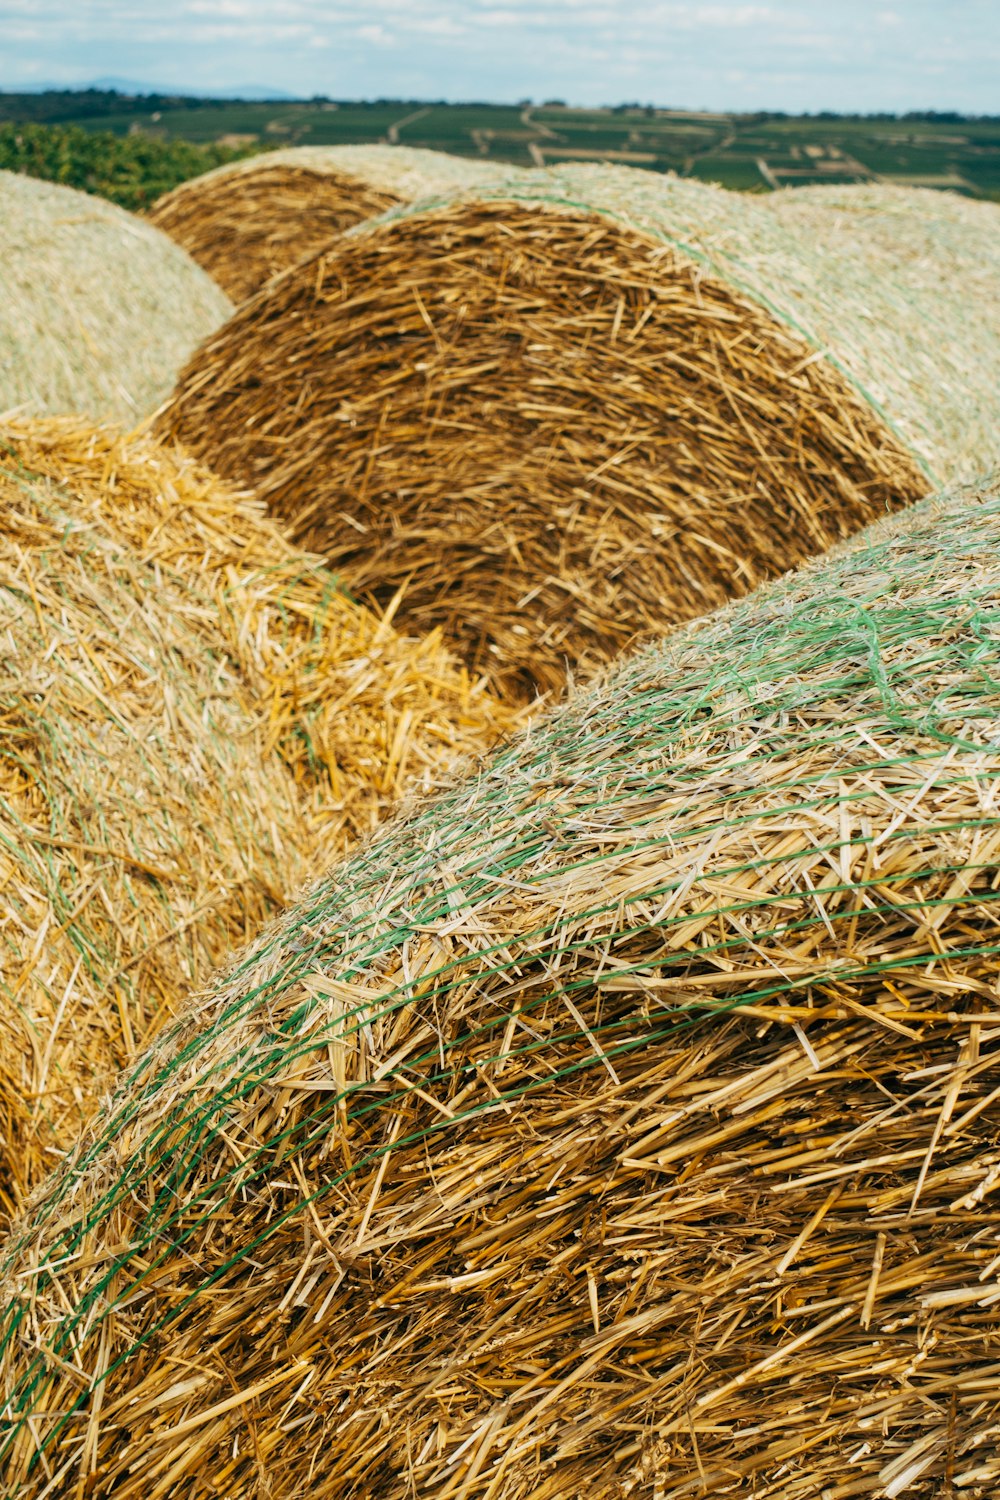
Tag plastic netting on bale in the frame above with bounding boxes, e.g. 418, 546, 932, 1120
163, 169, 974, 696
0, 170, 231, 422
149, 145, 525, 301
0, 418, 518, 1221
1, 472, 1000, 1497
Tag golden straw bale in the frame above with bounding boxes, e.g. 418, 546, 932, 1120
743, 182, 1000, 482
0, 418, 517, 1218
161, 169, 957, 697
2, 473, 1000, 1497
149, 145, 523, 300
0, 170, 231, 422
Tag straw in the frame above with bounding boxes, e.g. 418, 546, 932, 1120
764, 182, 1000, 480
0, 170, 231, 422
0, 417, 520, 1221
532, 169, 1000, 488
1, 470, 998, 1497
161, 171, 947, 696
149, 145, 525, 301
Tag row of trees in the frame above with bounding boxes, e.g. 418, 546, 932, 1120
0, 89, 226, 125
0, 122, 255, 210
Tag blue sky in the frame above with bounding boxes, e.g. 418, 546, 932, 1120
0, 0, 996, 113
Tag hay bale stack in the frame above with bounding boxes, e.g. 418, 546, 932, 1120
149, 145, 524, 300
2, 473, 1000, 1497
158, 168, 1000, 696
0, 171, 231, 422
0, 419, 517, 1218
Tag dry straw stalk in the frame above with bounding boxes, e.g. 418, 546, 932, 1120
1, 472, 999, 1497
163, 169, 976, 695
0, 418, 518, 1221
149, 145, 524, 300
0, 170, 231, 422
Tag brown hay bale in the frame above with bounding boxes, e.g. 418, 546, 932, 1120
149, 145, 523, 301
160, 169, 973, 698
1, 472, 999, 1497
149, 162, 398, 303
0, 418, 517, 1219
0, 170, 231, 422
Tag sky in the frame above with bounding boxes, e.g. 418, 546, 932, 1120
0, 0, 996, 114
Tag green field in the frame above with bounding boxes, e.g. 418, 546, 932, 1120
1, 91, 998, 204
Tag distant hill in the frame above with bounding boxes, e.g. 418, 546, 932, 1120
8, 78, 299, 102
89, 78, 300, 101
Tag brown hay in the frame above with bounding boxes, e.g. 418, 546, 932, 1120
160, 191, 929, 698
0, 418, 518, 1220
149, 162, 400, 301
149, 145, 522, 301
1, 473, 999, 1496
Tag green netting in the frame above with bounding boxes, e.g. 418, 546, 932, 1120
1, 469, 999, 1486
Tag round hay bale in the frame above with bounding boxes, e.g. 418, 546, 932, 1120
149, 145, 524, 301
0, 171, 232, 422
756, 182, 1000, 482
2, 473, 1000, 1497
160, 168, 994, 696
0, 418, 517, 1219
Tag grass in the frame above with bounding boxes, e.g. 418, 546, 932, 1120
0, 94, 998, 204
688, 154, 767, 189
0, 121, 254, 210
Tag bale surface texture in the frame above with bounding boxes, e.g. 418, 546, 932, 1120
764, 182, 1000, 478
162, 174, 934, 695
2, 474, 1000, 1497
0, 170, 231, 422
149, 145, 523, 301
0, 419, 515, 1218
535, 169, 1000, 486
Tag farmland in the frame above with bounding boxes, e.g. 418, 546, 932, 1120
1, 90, 998, 200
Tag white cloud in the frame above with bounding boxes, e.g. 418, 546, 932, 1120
358, 22, 393, 45
409, 15, 466, 36
182, 0, 263, 15
641, 4, 776, 27
0, 0, 995, 112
